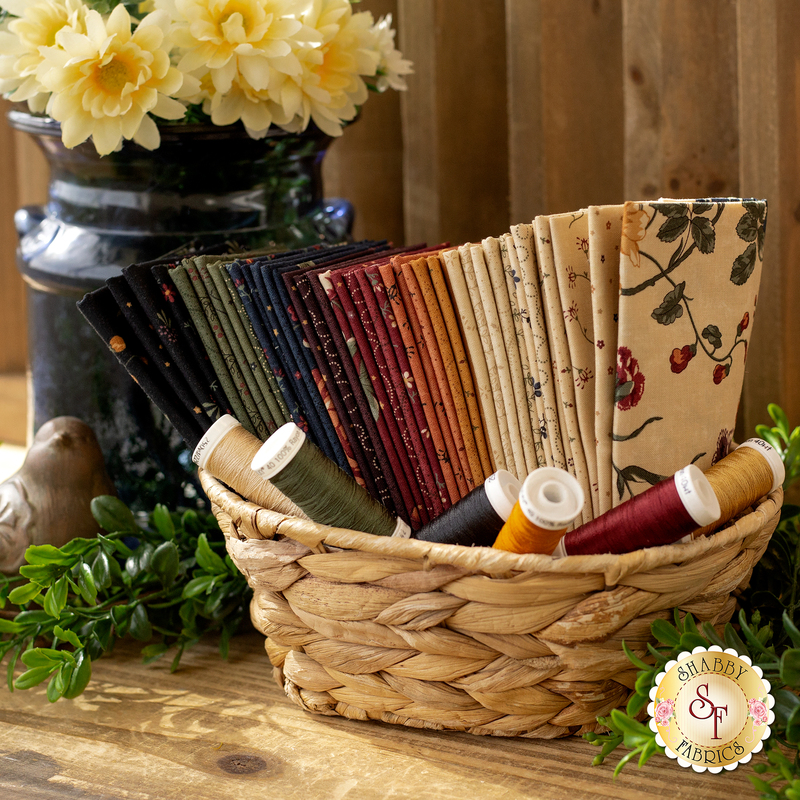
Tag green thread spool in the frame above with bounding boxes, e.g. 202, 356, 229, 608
251, 422, 410, 537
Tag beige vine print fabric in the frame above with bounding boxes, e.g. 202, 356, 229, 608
549, 210, 599, 517
612, 199, 766, 502
501, 232, 547, 468
588, 204, 623, 514
441, 247, 505, 473
482, 236, 539, 474
534, 216, 593, 524
509, 223, 564, 471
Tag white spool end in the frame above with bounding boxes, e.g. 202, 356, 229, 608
519, 467, 584, 531
483, 470, 522, 522
192, 414, 241, 468
736, 438, 785, 492
674, 465, 721, 526
251, 422, 307, 480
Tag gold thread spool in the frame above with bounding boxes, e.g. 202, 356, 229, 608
693, 438, 784, 538
193, 415, 308, 519
493, 467, 584, 554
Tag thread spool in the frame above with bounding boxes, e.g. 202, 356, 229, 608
553, 465, 720, 557
192, 415, 308, 519
414, 470, 521, 546
492, 468, 584, 554
692, 437, 784, 538
251, 422, 410, 538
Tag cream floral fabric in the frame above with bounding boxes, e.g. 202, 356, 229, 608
612, 199, 765, 501
534, 216, 593, 524
588, 204, 623, 514
483, 236, 539, 474
509, 223, 564, 471
549, 211, 599, 517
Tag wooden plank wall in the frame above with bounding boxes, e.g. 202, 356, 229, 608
2, 0, 799, 436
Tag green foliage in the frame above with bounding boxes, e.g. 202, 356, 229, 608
586, 404, 800, 798
0, 495, 251, 701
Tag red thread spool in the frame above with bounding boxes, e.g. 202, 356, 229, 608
553, 465, 720, 557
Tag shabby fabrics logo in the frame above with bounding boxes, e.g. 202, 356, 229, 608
649, 646, 774, 773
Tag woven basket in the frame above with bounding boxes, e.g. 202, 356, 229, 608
199, 468, 782, 739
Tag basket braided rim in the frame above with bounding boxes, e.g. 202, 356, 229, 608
200, 468, 782, 738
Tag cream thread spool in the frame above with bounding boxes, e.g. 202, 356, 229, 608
192, 415, 308, 519
493, 467, 584, 554
554, 464, 721, 557
414, 470, 521, 546
251, 422, 410, 538
691, 437, 784, 539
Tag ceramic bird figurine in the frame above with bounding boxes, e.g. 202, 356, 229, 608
0, 417, 116, 574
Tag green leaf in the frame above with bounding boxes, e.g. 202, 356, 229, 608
769, 403, 791, 438
691, 215, 716, 254
129, 604, 152, 642
651, 282, 686, 325
195, 534, 227, 575
786, 704, 800, 744
8, 582, 42, 605
736, 208, 760, 242
23, 545, 68, 565
20, 648, 65, 668
91, 551, 112, 591
6, 645, 20, 692
620, 465, 668, 487
781, 649, 800, 688
53, 626, 82, 650
701, 324, 722, 350
0, 618, 22, 634
62, 651, 91, 699
152, 504, 175, 540
731, 241, 757, 285
18, 564, 62, 584
91, 495, 138, 534
43, 576, 68, 618
141, 642, 169, 664
723, 622, 749, 656
651, 618, 682, 647
46, 670, 64, 703
151, 541, 180, 588
76, 562, 98, 605
657, 213, 690, 242
182, 575, 215, 599
15, 664, 57, 690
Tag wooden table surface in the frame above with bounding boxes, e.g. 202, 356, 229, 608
0, 627, 765, 800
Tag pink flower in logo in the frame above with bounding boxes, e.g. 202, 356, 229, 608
655, 698, 675, 727
748, 698, 769, 728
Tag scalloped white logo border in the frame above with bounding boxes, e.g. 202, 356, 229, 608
648, 645, 774, 773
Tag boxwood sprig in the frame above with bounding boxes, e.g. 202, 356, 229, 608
0, 495, 251, 701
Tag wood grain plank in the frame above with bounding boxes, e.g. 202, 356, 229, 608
0, 631, 765, 799
506, 0, 544, 223
0, 101, 30, 373
399, 0, 509, 246
658, 0, 740, 199
321, 0, 404, 245
540, 0, 624, 215
735, 0, 782, 437
622, 0, 663, 199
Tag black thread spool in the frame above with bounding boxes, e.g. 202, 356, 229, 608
413, 470, 521, 546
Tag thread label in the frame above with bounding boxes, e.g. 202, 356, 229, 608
255, 424, 306, 478
392, 519, 412, 539
649, 646, 773, 773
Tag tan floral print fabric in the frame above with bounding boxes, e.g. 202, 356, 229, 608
588, 204, 623, 515
534, 215, 593, 523
612, 199, 766, 503
549, 211, 600, 517
509, 223, 564, 471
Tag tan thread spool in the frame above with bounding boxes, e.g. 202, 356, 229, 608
693, 438, 784, 538
193, 415, 308, 519
493, 467, 584, 554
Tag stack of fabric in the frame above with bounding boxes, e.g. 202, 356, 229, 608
78, 198, 766, 532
